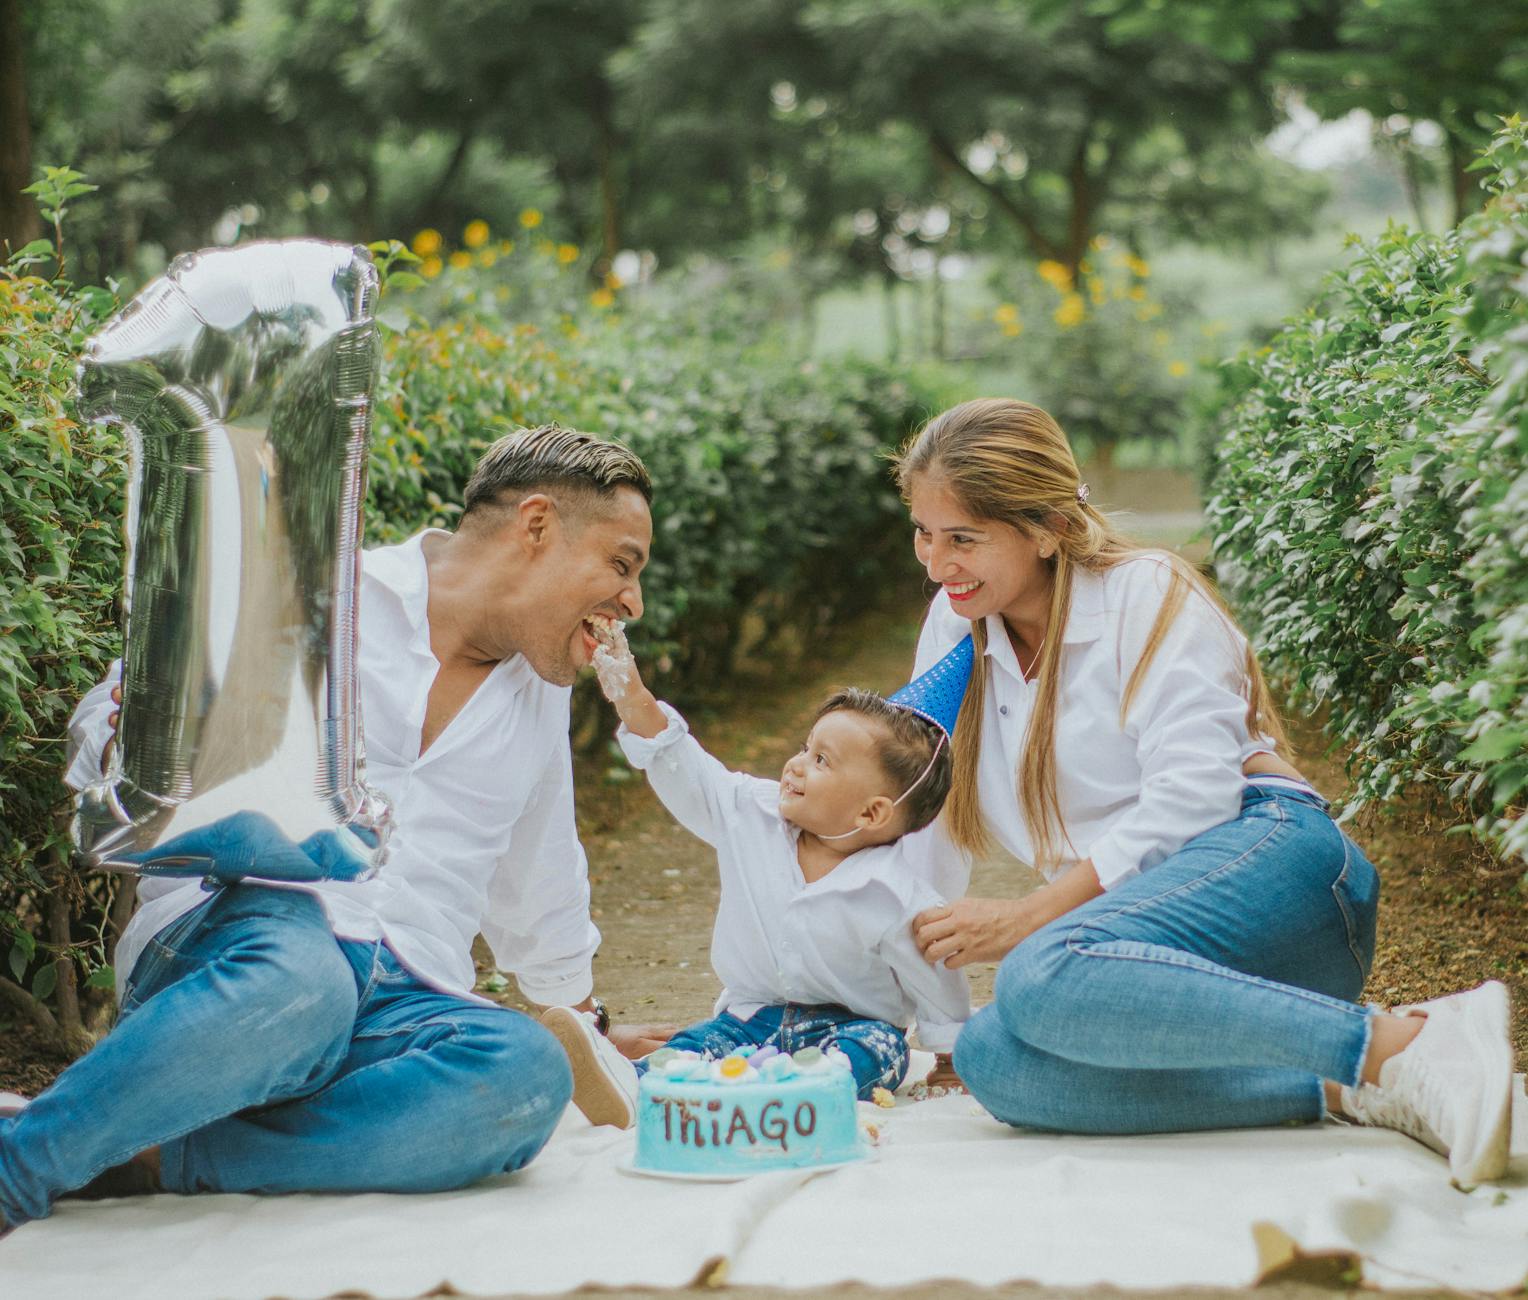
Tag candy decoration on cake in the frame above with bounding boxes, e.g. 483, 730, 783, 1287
632, 1046, 871, 1178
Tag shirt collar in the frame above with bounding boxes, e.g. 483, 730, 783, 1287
789, 837, 909, 897
363, 529, 448, 664
1061, 563, 1107, 644
979, 561, 1107, 673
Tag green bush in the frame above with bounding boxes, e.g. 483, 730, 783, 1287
0, 215, 939, 1055
0, 190, 122, 1053
985, 244, 1195, 462
1204, 119, 1528, 864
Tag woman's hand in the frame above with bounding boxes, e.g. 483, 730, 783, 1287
912, 897, 1034, 968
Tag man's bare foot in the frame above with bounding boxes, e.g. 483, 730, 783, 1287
608, 1022, 678, 1061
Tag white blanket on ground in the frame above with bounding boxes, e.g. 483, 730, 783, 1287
5, 1063, 1526, 1297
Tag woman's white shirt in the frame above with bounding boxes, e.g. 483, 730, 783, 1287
913, 553, 1275, 893
617, 703, 972, 1052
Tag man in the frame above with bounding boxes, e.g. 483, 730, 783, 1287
0, 425, 655, 1229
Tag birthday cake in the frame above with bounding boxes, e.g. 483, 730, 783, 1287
633, 1045, 871, 1178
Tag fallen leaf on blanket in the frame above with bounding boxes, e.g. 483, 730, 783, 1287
1251, 1220, 1363, 1288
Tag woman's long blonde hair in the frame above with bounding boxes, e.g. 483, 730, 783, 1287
893, 398, 1289, 870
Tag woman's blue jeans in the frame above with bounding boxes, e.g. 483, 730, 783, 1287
641, 1004, 910, 1100
954, 785, 1380, 1134
0, 883, 572, 1226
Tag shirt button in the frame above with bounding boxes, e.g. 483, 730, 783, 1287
999, 705, 1009, 716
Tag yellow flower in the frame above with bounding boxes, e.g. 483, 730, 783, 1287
498, 240, 515, 255
1088, 278, 1107, 306
556, 243, 579, 265
412, 228, 442, 256
1126, 253, 1151, 278
448, 250, 472, 270
1128, 285, 1146, 302
463, 219, 490, 249
993, 303, 1019, 324
1054, 293, 1086, 329
1000, 321, 1023, 338
604, 271, 625, 290
1036, 259, 1072, 289
420, 255, 444, 279
590, 287, 615, 309
519, 207, 543, 229
1168, 360, 1189, 377
477, 249, 498, 268
1152, 329, 1172, 348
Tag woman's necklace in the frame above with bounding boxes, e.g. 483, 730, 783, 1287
1020, 636, 1045, 682
1007, 626, 1046, 682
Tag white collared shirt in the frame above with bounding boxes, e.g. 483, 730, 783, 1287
912, 553, 1277, 893
616, 704, 972, 1052
66, 530, 600, 1008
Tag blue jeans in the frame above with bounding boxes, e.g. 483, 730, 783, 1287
954, 785, 1380, 1134
642, 1003, 910, 1100
0, 883, 572, 1226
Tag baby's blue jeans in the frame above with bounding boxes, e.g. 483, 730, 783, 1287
0, 883, 572, 1226
643, 1003, 910, 1100
954, 784, 1381, 1133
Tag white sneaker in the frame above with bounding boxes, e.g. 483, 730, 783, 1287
1339, 981, 1514, 1187
540, 1007, 638, 1130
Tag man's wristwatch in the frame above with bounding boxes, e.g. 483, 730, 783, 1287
589, 996, 610, 1036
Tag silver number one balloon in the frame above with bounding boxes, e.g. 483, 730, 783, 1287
72, 240, 393, 881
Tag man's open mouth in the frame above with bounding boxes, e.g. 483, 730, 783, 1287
581, 613, 624, 657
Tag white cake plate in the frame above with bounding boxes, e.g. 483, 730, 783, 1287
616, 1148, 877, 1183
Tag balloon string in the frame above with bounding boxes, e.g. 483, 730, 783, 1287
816, 730, 947, 843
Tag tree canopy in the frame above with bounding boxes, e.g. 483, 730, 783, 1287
4, 0, 1523, 281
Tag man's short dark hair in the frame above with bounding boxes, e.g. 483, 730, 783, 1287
462, 425, 653, 524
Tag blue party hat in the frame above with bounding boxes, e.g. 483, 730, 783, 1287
887, 634, 975, 738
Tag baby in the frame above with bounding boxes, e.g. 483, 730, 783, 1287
542, 619, 971, 1128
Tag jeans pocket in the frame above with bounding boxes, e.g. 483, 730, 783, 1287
1331, 833, 1380, 988
121, 899, 215, 1012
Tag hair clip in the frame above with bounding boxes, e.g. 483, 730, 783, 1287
1076, 482, 1091, 505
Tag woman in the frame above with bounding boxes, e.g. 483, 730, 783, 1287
900, 398, 1514, 1186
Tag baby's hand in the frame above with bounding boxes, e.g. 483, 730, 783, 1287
590, 618, 640, 703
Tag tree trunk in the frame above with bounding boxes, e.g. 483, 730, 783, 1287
591, 83, 622, 268
46, 885, 83, 1039
412, 130, 473, 234
930, 265, 947, 361
1399, 138, 1430, 232
1447, 131, 1478, 226
882, 272, 900, 362
106, 874, 137, 966
1061, 123, 1099, 280
0, 0, 40, 252
927, 128, 1060, 263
